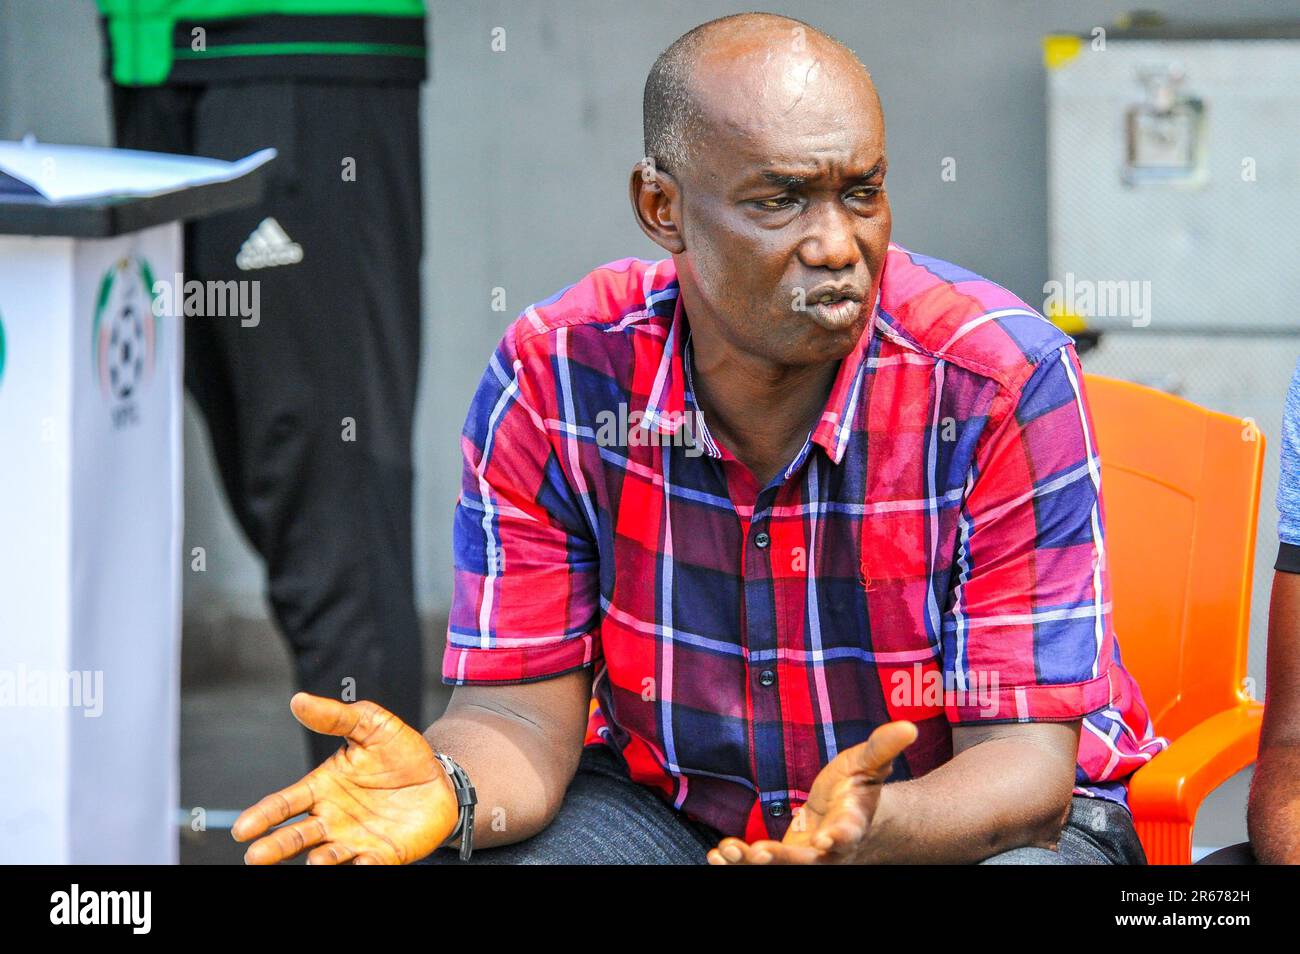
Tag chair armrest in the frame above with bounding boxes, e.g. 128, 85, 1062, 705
1128, 701, 1263, 825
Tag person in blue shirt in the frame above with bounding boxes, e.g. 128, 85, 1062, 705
1246, 357, 1300, 863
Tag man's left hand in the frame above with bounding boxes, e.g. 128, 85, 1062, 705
708, 720, 917, 865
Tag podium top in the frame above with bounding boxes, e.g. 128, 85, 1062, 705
0, 172, 268, 238
0, 143, 274, 238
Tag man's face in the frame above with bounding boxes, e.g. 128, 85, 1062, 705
672, 38, 892, 368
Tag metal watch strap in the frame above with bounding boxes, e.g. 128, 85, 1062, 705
434, 752, 477, 861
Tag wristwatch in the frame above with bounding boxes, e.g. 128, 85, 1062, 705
434, 752, 477, 861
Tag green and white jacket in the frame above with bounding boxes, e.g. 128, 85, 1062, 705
96, 0, 427, 86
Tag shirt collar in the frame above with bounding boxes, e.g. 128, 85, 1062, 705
640, 283, 878, 467
638, 285, 691, 435
809, 289, 880, 465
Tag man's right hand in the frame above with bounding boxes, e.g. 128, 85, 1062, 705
232, 693, 458, 865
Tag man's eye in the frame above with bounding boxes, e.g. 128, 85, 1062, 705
757, 196, 795, 210
848, 187, 882, 200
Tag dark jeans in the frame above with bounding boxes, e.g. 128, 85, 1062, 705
418, 745, 1147, 865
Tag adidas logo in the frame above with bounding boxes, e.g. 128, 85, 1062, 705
236, 217, 303, 270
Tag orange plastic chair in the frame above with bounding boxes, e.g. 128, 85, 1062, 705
1084, 373, 1265, 864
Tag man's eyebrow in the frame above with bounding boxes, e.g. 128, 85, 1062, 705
759, 171, 810, 189
853, 159, 888, 181
756, 160, 887, 189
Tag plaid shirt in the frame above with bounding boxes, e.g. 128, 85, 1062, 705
444, 245, 1168, 842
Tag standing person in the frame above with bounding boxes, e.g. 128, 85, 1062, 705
98, 0, 428, 762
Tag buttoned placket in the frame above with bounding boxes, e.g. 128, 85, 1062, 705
684, 332, 819, 835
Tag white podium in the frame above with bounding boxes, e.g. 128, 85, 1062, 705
0, 149, 268, 863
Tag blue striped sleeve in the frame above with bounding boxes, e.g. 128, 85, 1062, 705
1278, 357, 1300, 572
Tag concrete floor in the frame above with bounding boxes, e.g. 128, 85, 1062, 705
177, 619, 453, 865
179, 677, 455, 864
177, 621, 1252, 864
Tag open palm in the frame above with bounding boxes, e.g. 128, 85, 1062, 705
709, 720, 917, 865
232, 693, 457, 865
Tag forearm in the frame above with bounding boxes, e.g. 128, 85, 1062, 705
1250, 571, 1300, 864
856, 734, 1075, 864
422, 698, 584, 850
1249, 745, 1300, 864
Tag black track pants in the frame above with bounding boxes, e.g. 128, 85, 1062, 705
113, 81, 425, 762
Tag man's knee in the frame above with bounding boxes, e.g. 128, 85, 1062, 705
416, 748, 715, 865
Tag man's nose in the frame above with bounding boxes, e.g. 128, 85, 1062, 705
798, 203, 864, 272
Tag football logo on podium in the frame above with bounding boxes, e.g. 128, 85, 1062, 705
92, 256, 159, 428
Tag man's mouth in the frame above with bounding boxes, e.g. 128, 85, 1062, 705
804, 286, 865, 331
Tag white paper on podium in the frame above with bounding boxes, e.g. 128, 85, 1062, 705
0, 139, 275, 204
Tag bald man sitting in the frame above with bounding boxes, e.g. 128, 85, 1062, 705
232, 13, 1167, 866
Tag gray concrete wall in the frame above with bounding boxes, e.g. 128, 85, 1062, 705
3, 0, 1295, 623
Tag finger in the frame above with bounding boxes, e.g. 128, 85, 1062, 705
742, 839, 806, 865
242, 817, 327, 866
742, 840, 778, 865
741, 839, 824, 865
351, 852, 385, 865
776, 843, 825, 865
306, 842, 356, 866
812, 778, 873, 855
844, 720, 919, 780
231, 779, 315, 842
713, 837, 749, 865
289, 693, 400, 748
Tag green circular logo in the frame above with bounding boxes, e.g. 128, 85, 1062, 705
92, 256, 158, 402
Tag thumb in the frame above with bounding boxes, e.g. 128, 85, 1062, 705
289, 692, 399, 747
841, 720, 918, 781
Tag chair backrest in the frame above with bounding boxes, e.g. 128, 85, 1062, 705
1084, 374, 1264, 741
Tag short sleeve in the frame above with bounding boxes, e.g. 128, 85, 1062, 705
1277, 357, 1300, 572
942, 345, 1115, 724
442, 326, 602, 685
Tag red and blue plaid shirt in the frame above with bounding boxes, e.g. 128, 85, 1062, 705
444, 245, 1168, 842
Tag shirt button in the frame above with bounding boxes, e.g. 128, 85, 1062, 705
758, 669, 776, 687
754, 530, 770, 549
768, 801, 787, 818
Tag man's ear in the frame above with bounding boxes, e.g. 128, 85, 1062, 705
629, 158, 685, 255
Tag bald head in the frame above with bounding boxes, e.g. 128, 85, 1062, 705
642, 13, 875, 175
